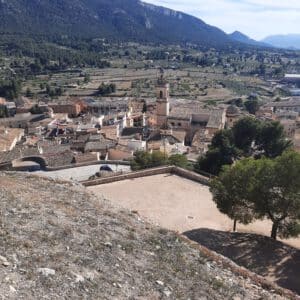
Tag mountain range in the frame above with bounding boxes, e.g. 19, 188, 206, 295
0, 0, 234, 47
229, 31, 266, 47
0, 0, 298, 50
262, 34, 300, 50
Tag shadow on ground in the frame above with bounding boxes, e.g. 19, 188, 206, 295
183, 228, 300, 295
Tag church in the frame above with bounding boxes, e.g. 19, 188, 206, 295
153, 70, 226, 149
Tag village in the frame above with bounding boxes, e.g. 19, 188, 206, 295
0, 69, 299, 176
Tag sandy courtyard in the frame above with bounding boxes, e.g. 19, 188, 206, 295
88, 174, 300, 249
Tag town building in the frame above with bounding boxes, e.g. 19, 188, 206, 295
265, 97, 300, 114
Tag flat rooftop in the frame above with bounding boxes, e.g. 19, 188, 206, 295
88, 174, 300, 249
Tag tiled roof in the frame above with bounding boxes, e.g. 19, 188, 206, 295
84, 140, 116, 152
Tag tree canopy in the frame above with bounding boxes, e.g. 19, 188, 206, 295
195, 117, 291, 175
0, 79, 21, 100
210, 151, 300, 240
131, 151, 189, 171
97, 83, 116, 96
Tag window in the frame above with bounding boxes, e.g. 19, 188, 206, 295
160, 91, 163, 99
178, 123, 182, 127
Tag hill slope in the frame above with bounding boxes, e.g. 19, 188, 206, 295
0, 172, 292, 299
0, 0, 233, 46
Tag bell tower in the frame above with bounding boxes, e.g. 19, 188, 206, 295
156, 68, 170, 128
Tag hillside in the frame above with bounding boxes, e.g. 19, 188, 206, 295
0, 0, 233, 47
0, 172, 293, 299
262, 34, 300, 50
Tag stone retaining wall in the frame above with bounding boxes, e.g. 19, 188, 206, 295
82, 166, 210, 187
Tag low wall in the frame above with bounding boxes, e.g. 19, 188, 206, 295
173, 167, 210, 185
82, 166, 210, 187
46, 160, 131, 171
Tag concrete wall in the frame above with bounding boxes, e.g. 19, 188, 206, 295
82, 166, 210, 187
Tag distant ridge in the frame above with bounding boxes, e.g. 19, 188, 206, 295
262, 34, 300, 50
229, 31, 268, 47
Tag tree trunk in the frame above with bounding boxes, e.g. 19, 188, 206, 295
271, 221, 279, 240
233, 219, 237, 232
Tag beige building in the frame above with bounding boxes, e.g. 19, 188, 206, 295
167, 106, 226, 137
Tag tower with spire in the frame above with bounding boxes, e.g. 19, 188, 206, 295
156, 68, 170, 128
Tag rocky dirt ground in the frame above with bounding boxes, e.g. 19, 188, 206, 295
0, 172, 295, 299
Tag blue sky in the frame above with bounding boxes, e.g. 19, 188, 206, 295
144, 0, 300, 40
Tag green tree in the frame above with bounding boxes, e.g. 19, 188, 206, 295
84, 73, 90, 83
256, 121, 291, 158
168, 154, 189, 168
131, 151, 167, 170
97, 83, 116, 96
210, 159, 258, 231
244, 99, 260, 115
151, 151, 167, 167
232, 117, 259, 156
0, 105, 9, 118
26, 88, 33, 98
194, 130, 238, 176
30, 104, 43, 115
211, 151, 300, 240
0, 79, 21, 100
195, 148, 232, 176
252, 151, 300, 240
131, 151, 152, 171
